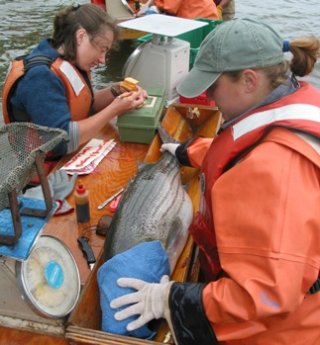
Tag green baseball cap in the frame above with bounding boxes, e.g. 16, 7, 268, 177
177, 18, 285, 98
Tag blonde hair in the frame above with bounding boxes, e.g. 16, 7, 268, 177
225, 36, 320, 89
289, 36, 320, 76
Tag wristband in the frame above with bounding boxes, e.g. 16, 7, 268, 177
110, 85, 122, 98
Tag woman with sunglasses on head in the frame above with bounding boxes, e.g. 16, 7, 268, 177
3, 4, 147, 157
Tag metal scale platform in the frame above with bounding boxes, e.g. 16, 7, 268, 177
0, 123, 81, 335
119, 14, 207, 102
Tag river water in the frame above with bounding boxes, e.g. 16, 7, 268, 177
0, 0, 320, 124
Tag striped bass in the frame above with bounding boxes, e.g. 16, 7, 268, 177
103, 130, 193, 272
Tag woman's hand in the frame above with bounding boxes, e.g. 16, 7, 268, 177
138, 85, 148, 100
110, 86, 148, 116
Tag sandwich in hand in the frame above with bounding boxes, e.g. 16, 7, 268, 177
120, 77, 139, 92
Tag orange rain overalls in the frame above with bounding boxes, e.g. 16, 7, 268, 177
167, 82, 320, 345
154, 0, 219, 19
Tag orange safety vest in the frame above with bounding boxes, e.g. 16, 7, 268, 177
2, 55, 93, 124
188, 82, 320, 281
2, 55, 93, 183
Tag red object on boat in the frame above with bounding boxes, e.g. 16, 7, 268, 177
91, 0, 106, 10
179, 92, 216, 107
109, 194, 122, 213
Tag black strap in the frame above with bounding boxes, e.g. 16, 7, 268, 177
24, 55, 54, 71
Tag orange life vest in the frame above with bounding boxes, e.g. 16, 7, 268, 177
2, 55, 93, 183
2, 55, 93, 124
189, 82, 320, 280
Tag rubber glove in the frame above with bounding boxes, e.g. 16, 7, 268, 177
24, 170, 77, 200
23, 183, 53, 200
160, 143, 179, 156
137, 0, 154, 15
110, 275, 171, 331
48, 170, 78, 200
145, 5, 160, 15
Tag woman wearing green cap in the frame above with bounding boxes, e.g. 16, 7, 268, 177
110, 19, 320, 344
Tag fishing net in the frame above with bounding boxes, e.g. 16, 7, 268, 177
0, 122, 68, 210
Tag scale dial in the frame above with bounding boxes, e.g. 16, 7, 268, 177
16, 235, 81, 318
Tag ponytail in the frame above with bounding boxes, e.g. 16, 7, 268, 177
287, 36, 320, 77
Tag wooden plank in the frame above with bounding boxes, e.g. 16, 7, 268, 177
67, 325, 164, 344
0, 326, 68, 345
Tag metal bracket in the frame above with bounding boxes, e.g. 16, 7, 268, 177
0, 152, 53, 246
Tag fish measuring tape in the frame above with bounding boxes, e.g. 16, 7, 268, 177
0, 235, 80, 335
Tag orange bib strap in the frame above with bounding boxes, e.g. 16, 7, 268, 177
265, 128, 320, 168
2, 55, 54, 124
2, 58, 25, 124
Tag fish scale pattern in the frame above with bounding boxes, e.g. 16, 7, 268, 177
104, 152, 193, 272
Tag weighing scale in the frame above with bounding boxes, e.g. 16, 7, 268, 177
119, 14, 208, 102
0, 233, 81, 335
0, 123, 80, 335
0, 198, 81, 335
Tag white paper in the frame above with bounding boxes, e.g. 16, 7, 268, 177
61, 138, 116, 175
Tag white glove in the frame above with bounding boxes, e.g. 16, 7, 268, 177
23, 182, 53, 200
48, 170, 78, 200
110, 275, 170, 331
23, 170, 77, 200
160, 143, 179, 156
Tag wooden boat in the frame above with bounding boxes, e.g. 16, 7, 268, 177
0, 103, 221, 345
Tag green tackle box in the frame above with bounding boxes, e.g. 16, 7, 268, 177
116, 87, 166, 144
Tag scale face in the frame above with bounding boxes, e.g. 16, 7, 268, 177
16, 235, 81, 318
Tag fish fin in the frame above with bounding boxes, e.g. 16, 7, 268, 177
157, 127, 179, 144
136, 160, 145, 171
